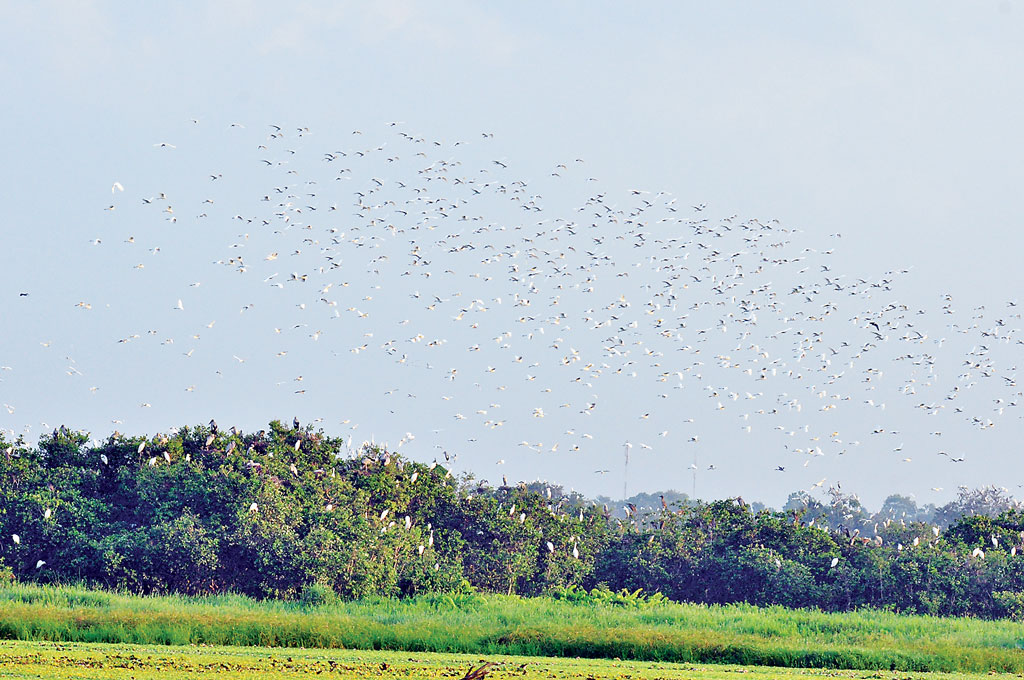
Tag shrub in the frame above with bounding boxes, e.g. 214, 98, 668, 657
298, 583, 338, 608
551, 584, 666, 608
993, 591, 1024, 621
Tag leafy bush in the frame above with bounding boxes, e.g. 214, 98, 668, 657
993, 591, 1024, 621
298, 583, 338, 608
551, 584, 666, 608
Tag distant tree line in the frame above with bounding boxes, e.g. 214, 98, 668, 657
603, 483, 1022, 534
1, 422, 1023, 619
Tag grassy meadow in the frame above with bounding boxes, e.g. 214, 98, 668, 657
0, 584, 1023, 674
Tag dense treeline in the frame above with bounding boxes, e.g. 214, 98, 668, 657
1, 422, 1023, 619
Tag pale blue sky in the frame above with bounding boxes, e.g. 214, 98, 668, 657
2, 2, 1023, 508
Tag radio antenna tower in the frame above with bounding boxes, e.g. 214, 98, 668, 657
623, 442, 632, 500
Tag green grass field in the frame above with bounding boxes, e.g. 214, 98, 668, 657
0, 641, 1011, 680
1, 584, 1023, 675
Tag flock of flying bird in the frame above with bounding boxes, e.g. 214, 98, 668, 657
4, 120, 1023, 507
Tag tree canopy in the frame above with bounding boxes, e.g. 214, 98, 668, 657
2, 422, 1023, 619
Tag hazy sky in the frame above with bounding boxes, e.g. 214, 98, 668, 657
3, 2, 1024, 509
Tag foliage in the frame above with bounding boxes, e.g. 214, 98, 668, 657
1, 423, 1024, 619
550, 583, 667, 608
0, 559, 12, 585
298, 582, 339, 608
